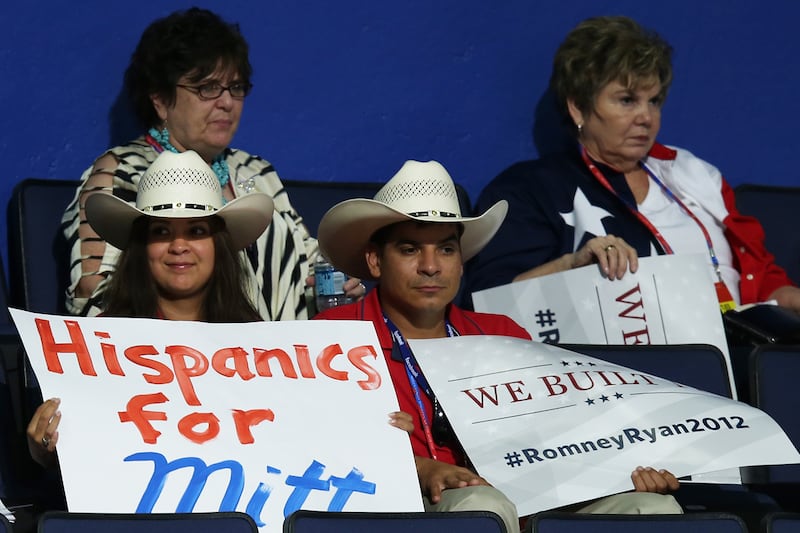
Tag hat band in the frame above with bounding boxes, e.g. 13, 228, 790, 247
144, 202, 217, 213
407, 210, 458, 218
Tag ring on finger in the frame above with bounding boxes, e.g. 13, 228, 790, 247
41, 436, 50, 447
604, 244, 616, 252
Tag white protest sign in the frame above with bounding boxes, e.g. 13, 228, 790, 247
409, 335, 800, 516
10, 310, 423, 532
471, 254, 736, 396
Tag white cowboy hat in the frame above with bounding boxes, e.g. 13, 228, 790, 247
317, 159, 507, 280
85, 150, 274, 250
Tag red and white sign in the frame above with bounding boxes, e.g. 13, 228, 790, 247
471, 254, 736, 395
10, 311, 423, 532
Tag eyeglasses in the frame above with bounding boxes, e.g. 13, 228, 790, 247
176, 81, 253, 100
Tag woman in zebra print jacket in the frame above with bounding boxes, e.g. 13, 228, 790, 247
61, 8, 363, 321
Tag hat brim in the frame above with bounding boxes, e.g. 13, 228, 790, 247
85, 192, 274, 250
318, 198, 508, 280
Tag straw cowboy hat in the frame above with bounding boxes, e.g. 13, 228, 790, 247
85, 150, 274, 250
318, 159, 508, 280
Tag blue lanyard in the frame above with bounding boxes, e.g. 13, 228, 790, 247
639, 162, 722, 278
580, 146, 722, 281
383, 314, 458, 459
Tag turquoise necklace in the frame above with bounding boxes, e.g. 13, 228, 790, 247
147, 127, 230, 188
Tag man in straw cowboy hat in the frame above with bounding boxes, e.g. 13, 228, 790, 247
314, 160, 681, 532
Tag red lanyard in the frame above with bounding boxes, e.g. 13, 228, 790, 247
580, 147, 736, 311
579, 147, 725, 276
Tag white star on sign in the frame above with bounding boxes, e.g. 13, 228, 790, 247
560, 188, 613, 250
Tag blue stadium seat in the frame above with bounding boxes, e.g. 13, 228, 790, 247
734, 184, 800, 285
746, 345, 800, 513
0, 326, 49, 526
0, 341, 15, 502
282, 180, 383, 237
7, 178, 77, 315
0, 250, 23, 433
559, 343, 732, 397
748, 344, 800, 485
283, 510, 506, 533
0, 252, 15, 335
37, 511, 258, 533
0, 251, 28, 509
0, 514, 11, 533
763, 511, 800, 533
529, 511, 747, 533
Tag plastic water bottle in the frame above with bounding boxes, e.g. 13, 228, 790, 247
314, 257, 351, 312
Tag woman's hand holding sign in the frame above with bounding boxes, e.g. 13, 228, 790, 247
27, 397, 61, 468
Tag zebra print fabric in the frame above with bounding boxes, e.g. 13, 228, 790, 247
61, 137, 318, 320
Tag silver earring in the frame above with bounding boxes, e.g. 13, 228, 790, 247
577, 123, 583, 134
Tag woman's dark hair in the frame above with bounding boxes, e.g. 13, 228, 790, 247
550, 16, 673, 136
103, 215, 262, 322
125, 7, 252, 129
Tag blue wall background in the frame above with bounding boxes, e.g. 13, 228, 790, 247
1, 0, 799, 271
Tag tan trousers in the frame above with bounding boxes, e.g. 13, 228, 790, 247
425, 489, 682, 533
572, 492, 683, 514
424, 485, 520, 533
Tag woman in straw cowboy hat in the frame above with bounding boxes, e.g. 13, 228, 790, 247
26, 150, 274, 469
89, 150, 273, 322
